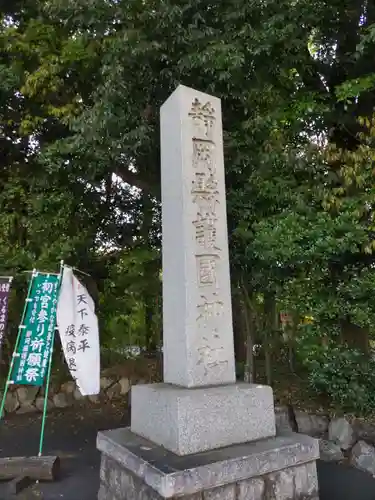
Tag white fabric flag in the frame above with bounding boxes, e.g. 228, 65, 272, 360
57, 266, 100, 396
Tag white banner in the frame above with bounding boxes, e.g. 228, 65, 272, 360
57, 266, 100, 396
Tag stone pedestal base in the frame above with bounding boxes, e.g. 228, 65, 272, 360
131, 383, 276, 455
97, 429, 319, 500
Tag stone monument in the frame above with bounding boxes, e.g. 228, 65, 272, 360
97, 85, 319, 500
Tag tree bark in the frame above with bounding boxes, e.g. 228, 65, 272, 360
288, 312, 299, 374
232, 290, 246, 365
141, 191, 158, 353
340, 318, 370, 355
264, 293, 277, 386
241, 284, 256, 383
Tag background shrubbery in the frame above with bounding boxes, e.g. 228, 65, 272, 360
1, 0, 375, 415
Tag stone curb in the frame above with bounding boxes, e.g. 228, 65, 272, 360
275, 406, 375, 477
1, 374, 132, 416
2, 378, 375, 478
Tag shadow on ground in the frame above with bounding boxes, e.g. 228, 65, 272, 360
1, 403, 375, 499
317, 460, 375, 500
0, 402, 128, 499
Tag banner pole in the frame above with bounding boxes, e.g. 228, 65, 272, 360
0, 271, 36, 421
22, 270, 60, 276
38, 261, 64, 457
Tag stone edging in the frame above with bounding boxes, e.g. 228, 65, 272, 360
276, 405, 375, 477
1, 375, 134, 415
3, 379, 375, 479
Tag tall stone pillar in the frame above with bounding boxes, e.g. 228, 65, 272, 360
97, 86, 319, 500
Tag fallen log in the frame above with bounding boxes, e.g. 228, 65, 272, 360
7, 475, 32, 495
0, 456, 60, 481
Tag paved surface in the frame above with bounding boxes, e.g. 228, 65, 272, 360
0, 402, 128, 499
317, 460, 375, 500
1, 404, 375, 499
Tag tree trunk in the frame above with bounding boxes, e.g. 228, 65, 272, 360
241, 285, 256, 383
144, 289, 156, 353
340, 318, 369, 355
264, 341, 272, 386
264, 293, 277, 386
232, 290, 246, 365
288, 312, 299, 374
288, 341, 294, 373
141, 191, 158, 354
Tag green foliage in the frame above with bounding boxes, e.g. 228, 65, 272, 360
300, 338, 375, 414
293, 323, 375, 413
1, 0, 375, 413
99, 247, 161, 350
336, 75, 375, 103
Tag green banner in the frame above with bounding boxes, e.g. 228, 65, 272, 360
11, 273, 59, 386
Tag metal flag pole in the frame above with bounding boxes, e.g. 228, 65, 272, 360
22, 270, 60, 276
38, 261, 64, 457
71, 267, 91, 278
0, 270, 37, 421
